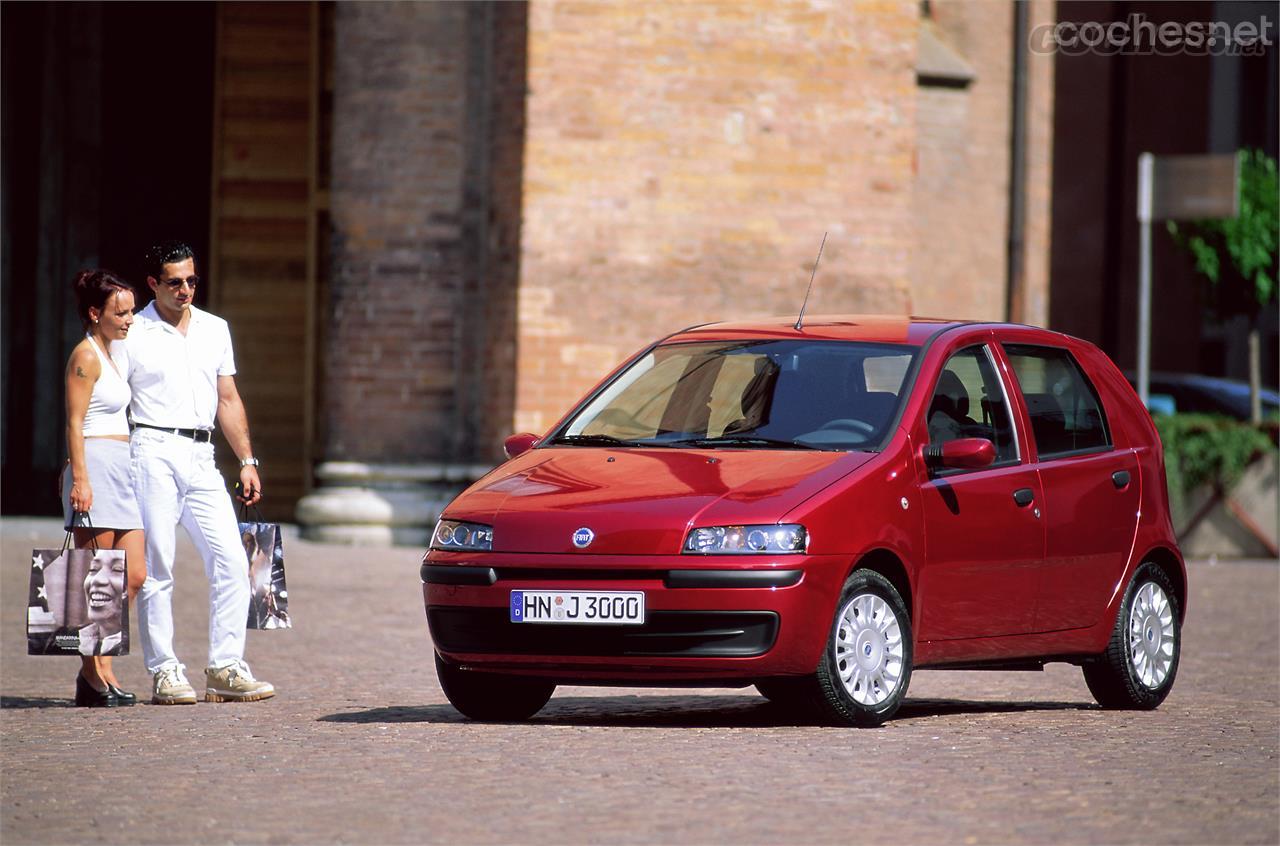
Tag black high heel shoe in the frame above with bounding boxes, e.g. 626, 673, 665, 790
106, 683, 136, 705
75, 672, 118, 708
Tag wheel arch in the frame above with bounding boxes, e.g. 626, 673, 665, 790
851, 548, 915, 622
1141, 544, 1187, 623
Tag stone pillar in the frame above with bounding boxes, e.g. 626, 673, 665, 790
298, 2, 493, 544
297, 462, 494, 546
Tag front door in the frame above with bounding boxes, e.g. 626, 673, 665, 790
915, 344, 1045, 641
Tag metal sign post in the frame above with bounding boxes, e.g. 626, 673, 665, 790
1135, 153, 1240, 409
1137, 154, 1154, 408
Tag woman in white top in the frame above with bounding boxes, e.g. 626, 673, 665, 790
63, 269, 147, 707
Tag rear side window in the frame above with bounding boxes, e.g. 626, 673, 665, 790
1004, 344, 1111, 458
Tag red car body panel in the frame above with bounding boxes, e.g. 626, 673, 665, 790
916, 459, 1046, 640
423, 316, 1185, 684
449, 448, 877, 556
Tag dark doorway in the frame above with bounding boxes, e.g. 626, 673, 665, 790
100, 3, 216, 284
1047, 1, 1279, 386
1, 1, 215, 514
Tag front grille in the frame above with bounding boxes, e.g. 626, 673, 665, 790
428, 608, 778, 658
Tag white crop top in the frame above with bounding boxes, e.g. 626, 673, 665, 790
82, 335, 131, 437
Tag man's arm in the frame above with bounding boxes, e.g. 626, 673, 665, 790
216, 374, 262, 505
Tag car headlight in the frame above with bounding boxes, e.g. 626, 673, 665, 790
431, 519, 494, 551
683, 524, 808, 554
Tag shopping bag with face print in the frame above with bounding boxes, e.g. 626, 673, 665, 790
28, 532, 129, 656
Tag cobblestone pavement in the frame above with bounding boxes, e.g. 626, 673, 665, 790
1, 516, 1276, 845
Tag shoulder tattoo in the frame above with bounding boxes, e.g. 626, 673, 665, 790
75, 365, 87, 378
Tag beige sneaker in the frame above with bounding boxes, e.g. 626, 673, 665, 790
152, 664, 197, 705
205, 660, 275, 702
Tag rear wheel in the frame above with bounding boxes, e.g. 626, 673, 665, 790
1083, 562, 1180, 709
815, 570, 913, 727
435, 653, 555, 721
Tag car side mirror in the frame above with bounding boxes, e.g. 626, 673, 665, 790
923, 437, 996, 471
504, 432, 540, 459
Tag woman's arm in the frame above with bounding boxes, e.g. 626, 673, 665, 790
65, 344, 100, 514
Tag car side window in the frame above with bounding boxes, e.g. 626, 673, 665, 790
927, 345, 1018, 463
1004, 344, 1111, 458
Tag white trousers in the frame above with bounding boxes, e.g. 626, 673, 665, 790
130, 427, 249, 673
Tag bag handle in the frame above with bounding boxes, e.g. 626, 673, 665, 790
234, 483, 265, 522
66, 511, 99, 551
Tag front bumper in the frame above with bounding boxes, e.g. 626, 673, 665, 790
422, 551, 850, 682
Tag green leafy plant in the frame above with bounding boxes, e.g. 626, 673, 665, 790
1168, 149, 1278, 314
1167, 149, 1279, 423
1153, 412, 1276, 529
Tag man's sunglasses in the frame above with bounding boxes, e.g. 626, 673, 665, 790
159, 275, 200, 290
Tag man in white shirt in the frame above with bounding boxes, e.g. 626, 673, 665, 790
126, 241, 275, 705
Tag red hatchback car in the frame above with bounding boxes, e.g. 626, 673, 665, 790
422, 316, 1184, 726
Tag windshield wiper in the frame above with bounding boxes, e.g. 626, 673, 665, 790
676, 435, 824, 450
550, 433, 638, 447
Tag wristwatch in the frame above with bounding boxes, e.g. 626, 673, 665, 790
239, 457, 260, 468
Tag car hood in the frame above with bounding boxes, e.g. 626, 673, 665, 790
449, 447, 877, 555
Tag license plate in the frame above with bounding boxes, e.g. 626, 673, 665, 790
510, 590, 645, 625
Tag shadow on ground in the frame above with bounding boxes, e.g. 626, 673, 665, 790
318, 694, 1096, 728
1, 696, 74, 709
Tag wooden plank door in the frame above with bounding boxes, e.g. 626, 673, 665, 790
209, 2, 323, 520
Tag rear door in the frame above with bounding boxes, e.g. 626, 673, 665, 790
1003, 342, 1141, 632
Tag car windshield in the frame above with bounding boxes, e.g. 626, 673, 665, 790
552, 339, 918, 450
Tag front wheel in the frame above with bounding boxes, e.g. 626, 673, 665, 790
1082, 562, 1180, 709
815, 570, 913, 727
435, 653, 555, 721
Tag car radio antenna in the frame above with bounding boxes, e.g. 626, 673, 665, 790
794, 231, 827, 331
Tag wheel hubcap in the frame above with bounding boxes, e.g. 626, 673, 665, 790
1127, 581, 1175, 689
833, 592, 903, 706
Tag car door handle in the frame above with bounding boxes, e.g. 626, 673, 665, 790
1112, 470, 1131, 489
1012, 488, 1035, 507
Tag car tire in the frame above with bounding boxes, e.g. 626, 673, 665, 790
814, 570, 913, 727
435, 652, 555, 721
1082, 562, 1180, 710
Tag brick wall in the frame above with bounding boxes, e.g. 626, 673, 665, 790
317, 0, 1054, 463
471, 3, 528, 462
513, 1, 920, 435
1018, 0, 1056, 328
912, 1, 1013, 322
325, 1, 471, 462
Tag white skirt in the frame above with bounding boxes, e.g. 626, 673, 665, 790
61, 438, 143, 531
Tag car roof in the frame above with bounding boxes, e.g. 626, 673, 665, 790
665, 315, 978, 346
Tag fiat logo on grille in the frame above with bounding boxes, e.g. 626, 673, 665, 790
572, 527, 595, 548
